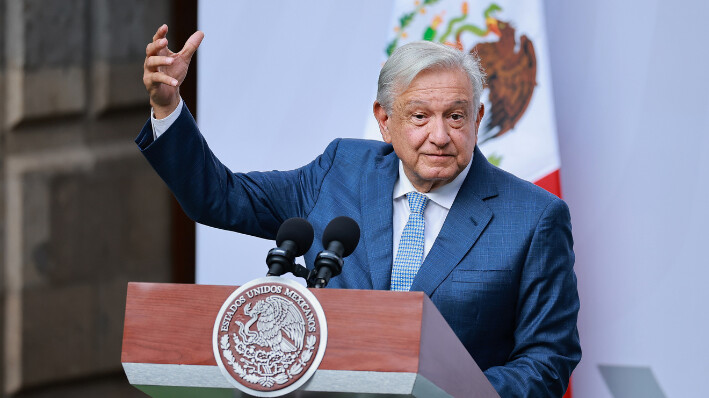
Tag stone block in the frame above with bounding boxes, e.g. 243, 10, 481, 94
91, 0, 170, 114
20, 172, 51, 288
0, 69, 5, 138
94, 276, 131, 371
121, 163, 172, 280
91, 61, 149, 114
17, 279, 145, 387
11, 148, 171, 287
86, 112, 151, 149
0, 0, 5, 127
0, 172, 5, 395
13, 373, 145, 398
0, 168, 5, 286
4, 0, 87, 128
46, 153, 171, 285
5, 67, 86, 128
92, 0, 170, 62
20, 283, 95, 388
0, 1, 5, 68
9, 0, 86, 70
45, 165, 129, 285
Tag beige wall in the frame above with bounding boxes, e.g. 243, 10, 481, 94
1, 0, 175, 394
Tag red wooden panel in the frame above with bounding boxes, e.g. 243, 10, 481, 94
122, 283, 426, 373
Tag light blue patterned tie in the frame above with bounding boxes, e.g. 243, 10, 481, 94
391, 192, 429, 291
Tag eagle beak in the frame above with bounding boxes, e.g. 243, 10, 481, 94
487, 18, 501, 37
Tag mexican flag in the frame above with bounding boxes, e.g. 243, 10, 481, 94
365, 0, 563, 199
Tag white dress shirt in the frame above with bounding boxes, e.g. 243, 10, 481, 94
392, 158, 472, 262
151, 97, 184, 139
150, 101, 472, 264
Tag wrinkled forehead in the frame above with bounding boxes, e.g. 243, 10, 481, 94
392, 65, 473, 100
392, 66, 474, 103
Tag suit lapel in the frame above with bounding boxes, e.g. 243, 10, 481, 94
361, 151, 399, 290
410, 146, 498, 296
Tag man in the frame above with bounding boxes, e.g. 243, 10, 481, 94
138, 25, 580, 397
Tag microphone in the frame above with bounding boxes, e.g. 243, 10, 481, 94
312, 216, 360, 288
266, 218, 314, 277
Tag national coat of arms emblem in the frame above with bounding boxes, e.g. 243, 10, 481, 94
213, 277, 327, 396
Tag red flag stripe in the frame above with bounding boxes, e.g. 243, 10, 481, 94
533, 168, 573, 398
533, 169, 562, 198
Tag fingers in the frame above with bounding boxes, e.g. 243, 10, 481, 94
152, 24, 168, 42
144, 71, 178, 88
144, 55, 174, 70
147, 24, 169, 57
146, 37, 168, 56
180, 31, 205, 59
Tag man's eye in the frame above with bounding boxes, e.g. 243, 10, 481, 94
450, 114, 464, 121
413, 114, 426, 120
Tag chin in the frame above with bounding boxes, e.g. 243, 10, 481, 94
419, 170, 458, 184
431, 166, 459, 178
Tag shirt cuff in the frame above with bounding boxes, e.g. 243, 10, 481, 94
150, 97, 184, 140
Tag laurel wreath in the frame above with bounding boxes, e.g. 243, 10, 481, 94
220, 333, 317, 387
220, 334, 247, 377
287, 335, 316, 377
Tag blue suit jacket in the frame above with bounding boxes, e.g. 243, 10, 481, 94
136, 105, 580, 397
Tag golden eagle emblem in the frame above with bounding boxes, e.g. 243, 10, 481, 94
387, 2, 537, 145
473, 18, 537, 143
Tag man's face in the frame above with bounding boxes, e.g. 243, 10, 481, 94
374, 67, 484, 193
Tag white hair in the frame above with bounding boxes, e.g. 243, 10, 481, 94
377, 41, 485, 118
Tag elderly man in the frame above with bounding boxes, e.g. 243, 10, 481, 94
138, 25, 580, 397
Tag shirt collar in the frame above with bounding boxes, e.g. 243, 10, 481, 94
392, 152, 473, 210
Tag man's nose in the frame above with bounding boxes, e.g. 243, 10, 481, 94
428, 117, 451, 147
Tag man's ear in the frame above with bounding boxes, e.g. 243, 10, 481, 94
475, 102, 485, 129
373, 101, 392, 143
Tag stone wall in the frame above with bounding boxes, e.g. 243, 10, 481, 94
1, 0, 176, 394
0, 0, 6, 394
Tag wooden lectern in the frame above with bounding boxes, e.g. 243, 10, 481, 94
122, 282, 499, 397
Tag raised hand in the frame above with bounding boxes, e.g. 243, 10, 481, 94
143, 24, 204, 118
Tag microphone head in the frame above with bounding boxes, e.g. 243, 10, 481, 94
322, 216, 361, 257
276, 218, 314, 257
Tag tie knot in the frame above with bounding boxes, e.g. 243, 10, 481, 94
406, 192, 429, 215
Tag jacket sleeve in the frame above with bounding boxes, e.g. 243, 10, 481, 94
135, 103, 339, 240
483, 198, 581, 397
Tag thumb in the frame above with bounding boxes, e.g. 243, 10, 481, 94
180, 30, 204, 59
